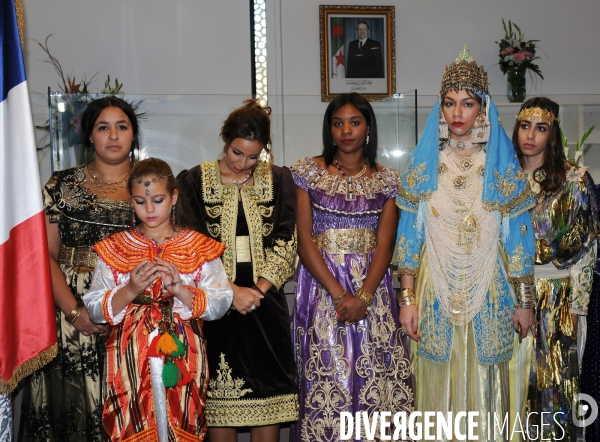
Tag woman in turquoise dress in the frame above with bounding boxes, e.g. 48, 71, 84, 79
396, 47, 536, 441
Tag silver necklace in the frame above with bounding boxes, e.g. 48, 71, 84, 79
448, 137, 478, 151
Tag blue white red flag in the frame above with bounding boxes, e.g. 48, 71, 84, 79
0, 0, 57, 394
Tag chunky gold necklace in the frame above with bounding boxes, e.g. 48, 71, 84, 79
87, 164, 130, 199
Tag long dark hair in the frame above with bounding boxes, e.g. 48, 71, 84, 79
81, 96, 141, 163
220, 98, 272, 160
512, 97, 565, 193
322, 93, 378, 169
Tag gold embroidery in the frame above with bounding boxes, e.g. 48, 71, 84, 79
493, 169, 517, 197
509, 244, 524, 273
396, 234, 410, 263
312, 201, 383, 216
262, 231, 297, 290
313, 228, 377, 255
405, 161, 428, 189
207, 223, 220, 238
262, 223, 273, 237
298, 280, 413, 440
520, 224, 527, 235
201, 161, 275, 283
257, 205, 274, 218
412, 254, 420, 262
206, 393, 298, 427
332, 254, 345, 266
208, 353, 253, 399
507, 244, 534, 284
205, 205, 222, 218
290, 157, 399, 199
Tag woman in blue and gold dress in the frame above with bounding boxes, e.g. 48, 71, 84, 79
396, 46, 536, 441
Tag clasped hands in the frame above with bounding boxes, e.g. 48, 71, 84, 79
128, 258, 184, 296
334, 291, 367, 325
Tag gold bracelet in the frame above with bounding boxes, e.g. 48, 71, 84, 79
332, 289, 347, 305
354, 287, 374, 307
65, 301, 84, 324
397, 288, 416, 307
515, 282, 535, 309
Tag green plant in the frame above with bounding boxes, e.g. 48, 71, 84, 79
559, 117, 595, 165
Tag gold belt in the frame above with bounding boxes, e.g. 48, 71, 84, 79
58, 246, 98, 269
313, 228, 377, 255
236, 236, 251, 263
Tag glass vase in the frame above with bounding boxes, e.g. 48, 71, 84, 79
506, 66, 526, 103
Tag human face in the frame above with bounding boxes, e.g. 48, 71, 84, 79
442, 90, 482, 139
357, 23, 368, 40
90, 107, 134, 164
223, 138, 264, 174
131, 176, 178, 232
330, 104, 369, 155
517, 118, 551, 163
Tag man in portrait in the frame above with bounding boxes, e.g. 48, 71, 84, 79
345, 20, 384, 78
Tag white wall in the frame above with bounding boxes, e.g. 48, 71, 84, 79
23, 0, 600, 98
22, 0, 600, 176
23, 0, 253, 96
279, 0, 600, 97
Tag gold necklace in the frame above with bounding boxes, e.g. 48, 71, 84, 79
87, 164, 130, 199
334, 157, 367, 178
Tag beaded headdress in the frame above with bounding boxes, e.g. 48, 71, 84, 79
517, 107, 556, 126
440, 45, 489, 97
133, 174, 173, 195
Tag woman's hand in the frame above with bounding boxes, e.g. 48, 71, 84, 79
231, 283, 264, 314
128, 260, 157, 296
154, 258, 184, 294
400, 305, 419, 341
513, 308, 536, 339
335, 295, 367, 324
71, 306, 107, 336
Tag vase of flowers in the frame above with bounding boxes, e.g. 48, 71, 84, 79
497, 19, 543, 102
506, 65, 526, 103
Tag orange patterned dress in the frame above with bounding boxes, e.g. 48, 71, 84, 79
84, 229, 233, 441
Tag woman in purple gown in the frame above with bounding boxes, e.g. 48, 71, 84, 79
290, 93, 414, 441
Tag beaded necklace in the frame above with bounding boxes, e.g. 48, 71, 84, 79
87, 164, 130, 199
334, 157, 367, 200
426, 147, 500, 324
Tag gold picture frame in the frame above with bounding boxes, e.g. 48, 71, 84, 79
320, 5, 395, 101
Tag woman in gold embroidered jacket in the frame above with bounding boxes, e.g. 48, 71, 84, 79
176, 99, 298, 442
512, 97, 599, 441
396, 46, 536, 441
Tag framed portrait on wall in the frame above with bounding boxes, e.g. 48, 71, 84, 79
319, 5, 395, 101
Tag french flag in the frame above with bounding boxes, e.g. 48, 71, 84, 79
0, 0, 57, 396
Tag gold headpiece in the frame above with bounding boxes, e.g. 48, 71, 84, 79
440, 45, 489, 97
517, 107, 556, 126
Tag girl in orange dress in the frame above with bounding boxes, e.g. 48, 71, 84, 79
84, 158, 233, 441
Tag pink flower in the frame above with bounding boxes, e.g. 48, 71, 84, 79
513, 52, 526, 61
501, 48, 515, 56
521, 51, 534, 58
